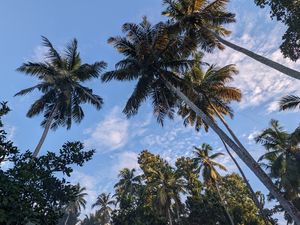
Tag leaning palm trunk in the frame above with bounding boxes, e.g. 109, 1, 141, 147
214, 34, 300, 80
221, 140, 271, 225
163, 80, 300, 224
33, 105, 58, 158
203, 96, 271, 224
215, 182, 235, 225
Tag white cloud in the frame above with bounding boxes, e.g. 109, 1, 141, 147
70, 171, 99, 214
84, 107, 130, 151
203, 16, 300, 113
4, 124, 16, 141
29, 45, 49, 62
247, 130, 260, 143
113, 151, 139, 174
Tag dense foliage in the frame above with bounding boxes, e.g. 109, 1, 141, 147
1, 0, 300, 224
0, 103, 95, 225
85, 150, 266, 225
254, 0, 300, 61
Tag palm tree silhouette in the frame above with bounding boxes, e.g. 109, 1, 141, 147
16, 37, 106, 157
92, 193, 115, 225
162, 0, 300, 80
64, 183, 87, 225
193, 143, 234, 225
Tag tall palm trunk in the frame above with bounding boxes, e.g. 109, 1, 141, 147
215, 182, 235, 225
64, 211, 70, 225
205, 96, 271, 224
33, 105, 58, 158
163, 80, 300, 224
167, 208, 173, 225
221, 140, 271, 225
214, 34, 300, 80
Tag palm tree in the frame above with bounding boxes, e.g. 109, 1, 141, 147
179, 56, 271, 224
114, 168, 141, 206
147, 165, 186, 225
178, 53, 241, 132
92, 193, 115, 225
15, 37, 106, 157
162, 0, 300, 80
101, 18, 300, 223
255, 120, 300, 201
64, 183, 88, 225
193, 143, 234, 225
221, 141, 272, 225
279, 95, 300, 111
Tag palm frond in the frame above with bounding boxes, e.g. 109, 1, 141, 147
279, 95, 300, 111
65, 38, 81, 70
41, 36, 62, 68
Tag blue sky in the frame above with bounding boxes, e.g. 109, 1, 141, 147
0, 0, 299, 223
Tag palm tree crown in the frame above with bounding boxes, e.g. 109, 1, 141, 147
255, 120, 300, 200
193, 143, 227, 184
162, 0, 300, 80
16, 36, 106, 130
178, 54, 241, 131
102, 17, 194, 125
16, 37, 106, 157
147, 163, 186, 225
92, 193, 115, 224
114, 168, 141, 201
68, 183, 88, 212
162, 0, 235, 52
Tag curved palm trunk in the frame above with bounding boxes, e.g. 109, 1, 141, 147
214, 34, 300, 80
164, 81, 300, 224
215, 182, 235, 225
33, 105, 58, 158
221, 140, 271, 225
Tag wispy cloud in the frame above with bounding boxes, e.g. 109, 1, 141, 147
112, 151, 139, 174
84, 106, 152, 152
203, 16, 300, 113
84, 107, 130, 151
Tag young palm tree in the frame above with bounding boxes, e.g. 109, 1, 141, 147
64, 183, 88, 225
15, 37, 106, 157
279, 95, 300, 111
147, 165, 186, 225
114, 168, 141, 206
193, 143, 234, 225
255, 120, 300, 201
101, 18, 300, 223
162, 0, 300, 80
92, 193, 115, 225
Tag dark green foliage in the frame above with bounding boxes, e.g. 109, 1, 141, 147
279, 95, 300, 111
0, 102, 18, 164
0, 106, 94, 225
254, 0, 300, 61
110, 150, 266, 225
256, 120, 300, 221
